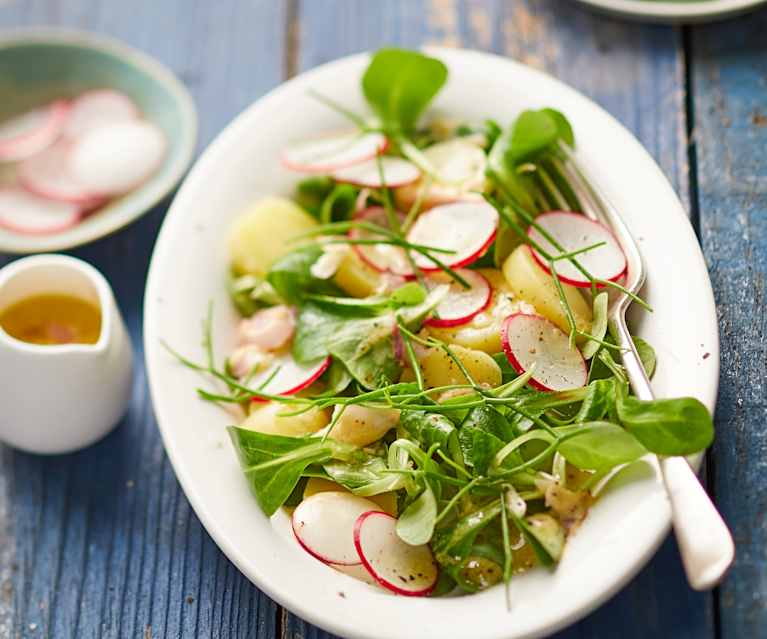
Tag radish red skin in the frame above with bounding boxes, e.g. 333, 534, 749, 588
424, 270, 493, 328
250, 355, 331, 403
353, 511, 439, 597
527, 211, 627, 288
0, 188, 82, 235
349, 207, 413, 277
501, 312, 587, 392
0, 100, 70, 161
281, 134, 388, 173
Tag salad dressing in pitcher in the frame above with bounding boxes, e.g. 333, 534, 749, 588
0, 294, 101, 345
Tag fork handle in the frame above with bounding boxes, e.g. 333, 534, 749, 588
610, 316, 735, 590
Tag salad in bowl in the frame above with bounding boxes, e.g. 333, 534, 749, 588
168, 49, 714, 600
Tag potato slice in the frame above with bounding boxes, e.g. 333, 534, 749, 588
229, 197, 318, 277
332, 249, 382, 298
241, 401, 329, 436
502, 246, 592, 339
415, 344, 502, 389
328, 405, 400, 447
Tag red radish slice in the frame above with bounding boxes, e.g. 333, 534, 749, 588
424, 269, 492, 327
0, 188, 81, 235
0, 100, 69, 161
248, 352, 330, 399
63, 89, 139, 138
528, 211, 627, 288
332, 156, 419, 188
422, 138, 486, 187
292, 492, 380, 565
333, 563, 379, 586
69, 120, 167, 195
19, 140, 104, 206
349, 207, 413, 277
282, 131, 387, 173
353, 511, 439, 596
501, 313, 587, 392
406, 201, 498, 270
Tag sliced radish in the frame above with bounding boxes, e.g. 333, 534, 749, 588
406, 201, 498, 270
63, 89, 140, 138
424, 269, 492, 328
349, 207, 413, 277
353, 511, 439, 596
528, 211, 627, 288
422, 137, 487, 187
19, 140, 105, 206
332, 156, 419, 188
332, 563, 379, 586
501, 313, 587, 392
69, 120, 167, 195
0, 100, 69, 161
0, 188, 81, 235
282, 131, 387, 173
292, 492, 380, 565
248, 352, 330, 399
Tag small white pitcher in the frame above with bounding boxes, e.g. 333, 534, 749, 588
0, 255, 133, 454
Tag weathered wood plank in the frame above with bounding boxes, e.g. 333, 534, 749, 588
0, 1, 289, 637
288, 1, 712, 638
690, 9, 767, 638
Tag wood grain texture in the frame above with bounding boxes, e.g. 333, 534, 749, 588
288, 1, 712, 638
690, 8, 767, 638
0, 0, 288, 637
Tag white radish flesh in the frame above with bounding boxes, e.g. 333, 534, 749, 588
349, 207, 412, 277
69, 120, 167, 195
528, 211, 627, 288
0, 188, 81, 235
353, 511, 439, 596
501, 313, 587, 392
332, 156, 419, 188
424, 269, 492, 328
292, 492, 380, 565
406, 201, 498, 270
0, 100, 69, 161
19, 141, 104, 206
282, 131, 387, 173
422, 137, 487, 187
248, 352, 330, 398
63, 89, 139, 138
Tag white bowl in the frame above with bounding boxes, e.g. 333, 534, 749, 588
144, 48, 719, 639
575, 0, 766, 23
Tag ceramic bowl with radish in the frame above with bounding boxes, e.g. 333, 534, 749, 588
144, 48, 719, 639
0, 29, 197, 253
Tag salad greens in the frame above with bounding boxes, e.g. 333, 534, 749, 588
171, 47, 716, 600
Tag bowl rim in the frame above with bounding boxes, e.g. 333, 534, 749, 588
574, 0, 766, 22
0, 26, 198, 254
144, 46, 719, 639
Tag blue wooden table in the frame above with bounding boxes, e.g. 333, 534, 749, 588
0, 1, 764, 637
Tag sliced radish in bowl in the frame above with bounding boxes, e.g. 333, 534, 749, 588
0, 100, 70, 161
501, 313, 587, 392
69, 120, 167, 196
350, 206, 413, 277
0, 188, 81, 235
528, 211, 627, 288
421, 137, 487, 187
248, 352, 331, 399
332, 156, 419, 188
353, 511, 439, 596
406, 201, 498, 270
63, 89, 140, 138
19, 140, 105, 206
424, 269, 492, 328
292, 492, 380, 566
282, 131, 387, 173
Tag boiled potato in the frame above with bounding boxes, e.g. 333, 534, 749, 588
416, 344, 502, 389
328, 405, 399, 447
302, 478, 397, 516
502, 246, 592, 339
241, 401, 329, 436
428, 268, 530, 354
229, 197, 318, 277
332, 249, 381, 298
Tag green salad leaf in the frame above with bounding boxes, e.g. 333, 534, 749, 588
266, 244, 340, 305
362, 48, 448, 135
557, 422, 647, 471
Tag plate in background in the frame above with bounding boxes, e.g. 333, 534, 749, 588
574, 0, 767, 22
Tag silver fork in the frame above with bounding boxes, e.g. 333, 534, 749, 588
553, 143, 734, 591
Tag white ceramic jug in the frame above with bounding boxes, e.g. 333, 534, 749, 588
0, 254, 133, 454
